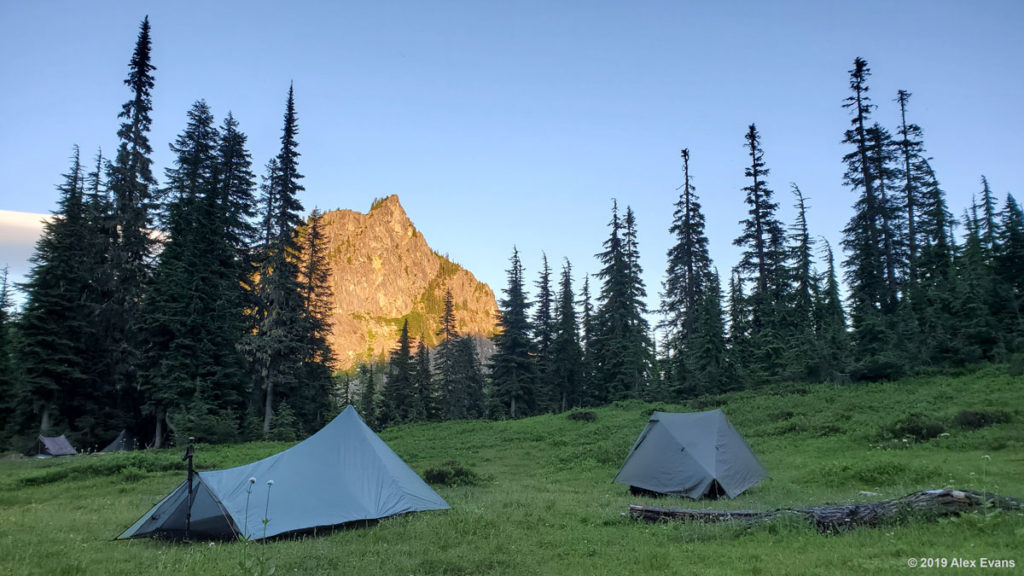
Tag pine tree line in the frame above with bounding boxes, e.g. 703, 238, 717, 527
0, 18, 336, 451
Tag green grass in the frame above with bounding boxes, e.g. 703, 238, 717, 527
1, 365, 1022, 575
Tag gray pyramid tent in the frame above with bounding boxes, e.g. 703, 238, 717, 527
39, 434, 76, 457
119, 406, 449, 540
101, 430, 138, 453
614, 409, 766, 499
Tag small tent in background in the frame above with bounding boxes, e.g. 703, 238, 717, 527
119, 405, 449, 541
614, 409, 766, 499
101, 430, 138, 453
38, 435, 77, 457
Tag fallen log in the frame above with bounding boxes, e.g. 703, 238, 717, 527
628, 489, 1022, 533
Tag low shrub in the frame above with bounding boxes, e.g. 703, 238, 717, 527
954, 410, 1012, 431
566, 411, 597, 422
423, 460, 480, 487
882, 413, 945, 443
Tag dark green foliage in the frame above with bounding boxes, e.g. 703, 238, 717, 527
882, 412, 945, 442
102, 17, 158, 398
383, 319, 417, 426
660, 149, 714, 398
246, 85, 315, 435
591, 202, 653, 402
141, 100, 247, 447
422, 460, 481, 487
532, 253, 556, 412
550, 260, 584, 411
686, 270, 734, 396
413, 338, 437, 421
566, 410, 596, 422
489, 248, 537, 418
18, 148, 111, 441
953, 410, 1012, 431
732, 124, 788, 383
358, 361, 379, 429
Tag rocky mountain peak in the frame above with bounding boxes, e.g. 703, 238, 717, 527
317, 195, 497, 369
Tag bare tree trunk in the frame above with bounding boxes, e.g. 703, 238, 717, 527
40, 406, 51, 432
263, 381, 274, 434
153, 415, 163, 449
628, 489, 1022, 533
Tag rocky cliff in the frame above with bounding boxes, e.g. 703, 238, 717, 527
318, 195, 498, 369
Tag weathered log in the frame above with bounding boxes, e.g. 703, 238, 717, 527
628, 489, 1022, 533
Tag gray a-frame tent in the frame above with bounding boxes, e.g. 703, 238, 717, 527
119, 406, 449, 540
614, 409, 766, 499
102, 430, 138, 453
38, 435, 76, 457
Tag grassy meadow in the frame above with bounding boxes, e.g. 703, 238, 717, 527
1, 365, 1022, 575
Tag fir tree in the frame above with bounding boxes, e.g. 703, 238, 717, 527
732, 124, 787, 381
813, 240, 849, 377
140, 100, 224, 446
102, 16, 158, 398
840, 58, 901, 375
18, 148, 99, 437
578, 274, 597, 406
550, 260, 584, 411
383, 319, 417, 426
358, 361, 377, 429
532, 253, 555, 411
995, 194, 1024, 347
489, 248, 536, 418
661, 148, 712, 394
592, 202, 652, 401
247, 85, 307, 434
686, 270, 731, 395
295, 209, 335, 429
412, 337, 436, 420
783, 184, 818, 380
435, 287, 461, 419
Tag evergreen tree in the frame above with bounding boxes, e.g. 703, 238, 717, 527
978, 176, 1000, 258
550, 260, 584, 411
358, 361, 377, 429
686, 270, 732, 395
661, 148, 712, 395
139, 100, 225, 446
295, 209, 335, 429
247, 85, 308, 434
578, 274, 597, 406
726, 268, 751, 387
995, 194, 1024, 348
813, 240, 849, 377
489, 248, 536, 418
732, 124, 787, 381
102, 16, 158, 400
435, 287, 461, 419
783, 184, 818, 380
0, 268, 17, 445
532, 253, 555, 411
383, 319, 416, 426
412, 337, 436, 420
592, 202, 653, 401
840, 58, 901, 376
451, 336, 485, 419
18, 148, 100, 438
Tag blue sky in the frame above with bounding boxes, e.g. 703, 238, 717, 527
2, 1, 1022, 320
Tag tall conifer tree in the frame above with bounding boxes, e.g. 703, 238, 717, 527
489, 248, 536, 418
103, 16, 158, 400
